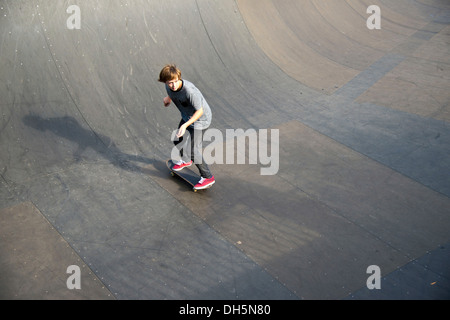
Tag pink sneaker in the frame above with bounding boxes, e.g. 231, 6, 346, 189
194, 176, 215, 190
172, 160, 193, 171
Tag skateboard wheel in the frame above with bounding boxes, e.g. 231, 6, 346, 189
170, 172, 175, 176
193, 189, 197, 192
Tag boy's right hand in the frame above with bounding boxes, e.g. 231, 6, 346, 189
163, 96, 172, 107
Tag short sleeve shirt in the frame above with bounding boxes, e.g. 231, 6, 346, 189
165, 80, 212, 130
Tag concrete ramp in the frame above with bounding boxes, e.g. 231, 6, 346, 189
238, 0, 450, 99
0, 202, 114, 299
1, 0, 449, 299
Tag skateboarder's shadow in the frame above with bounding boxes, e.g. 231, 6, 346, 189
23, 114, 154, 172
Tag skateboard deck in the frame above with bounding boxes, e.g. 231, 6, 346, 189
166, 159, 211, 192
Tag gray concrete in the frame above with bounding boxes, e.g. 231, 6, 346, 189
1, 0, 449, 299
0, 202, 114, 299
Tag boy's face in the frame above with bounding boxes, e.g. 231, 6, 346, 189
166, 77, 182, 91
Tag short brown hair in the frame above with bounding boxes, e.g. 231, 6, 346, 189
158, 64, 182, 83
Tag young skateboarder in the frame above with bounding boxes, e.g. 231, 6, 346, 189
158, 64, 215, 190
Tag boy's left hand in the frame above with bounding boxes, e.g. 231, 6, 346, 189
176, 124, 187, 138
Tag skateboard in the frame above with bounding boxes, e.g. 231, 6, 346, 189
166, 159, 211, 192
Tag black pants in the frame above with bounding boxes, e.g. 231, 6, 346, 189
174, 119, 213, 179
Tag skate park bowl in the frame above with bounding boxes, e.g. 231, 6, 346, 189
1, 0, 449, 299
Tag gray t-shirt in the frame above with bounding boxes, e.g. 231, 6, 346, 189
166, 79, 212, 130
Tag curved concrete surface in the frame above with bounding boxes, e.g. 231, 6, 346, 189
1, 0, 449, 299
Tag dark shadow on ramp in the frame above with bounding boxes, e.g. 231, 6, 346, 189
22, 115, 155, 173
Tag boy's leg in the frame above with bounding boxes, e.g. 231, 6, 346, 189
189, 127, 213, 179
173, 119, 191, 162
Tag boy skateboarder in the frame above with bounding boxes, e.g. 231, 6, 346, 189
158, 64, 215, 190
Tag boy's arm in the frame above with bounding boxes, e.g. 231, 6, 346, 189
176, 108, 203, 138
163, 96, 172, 107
